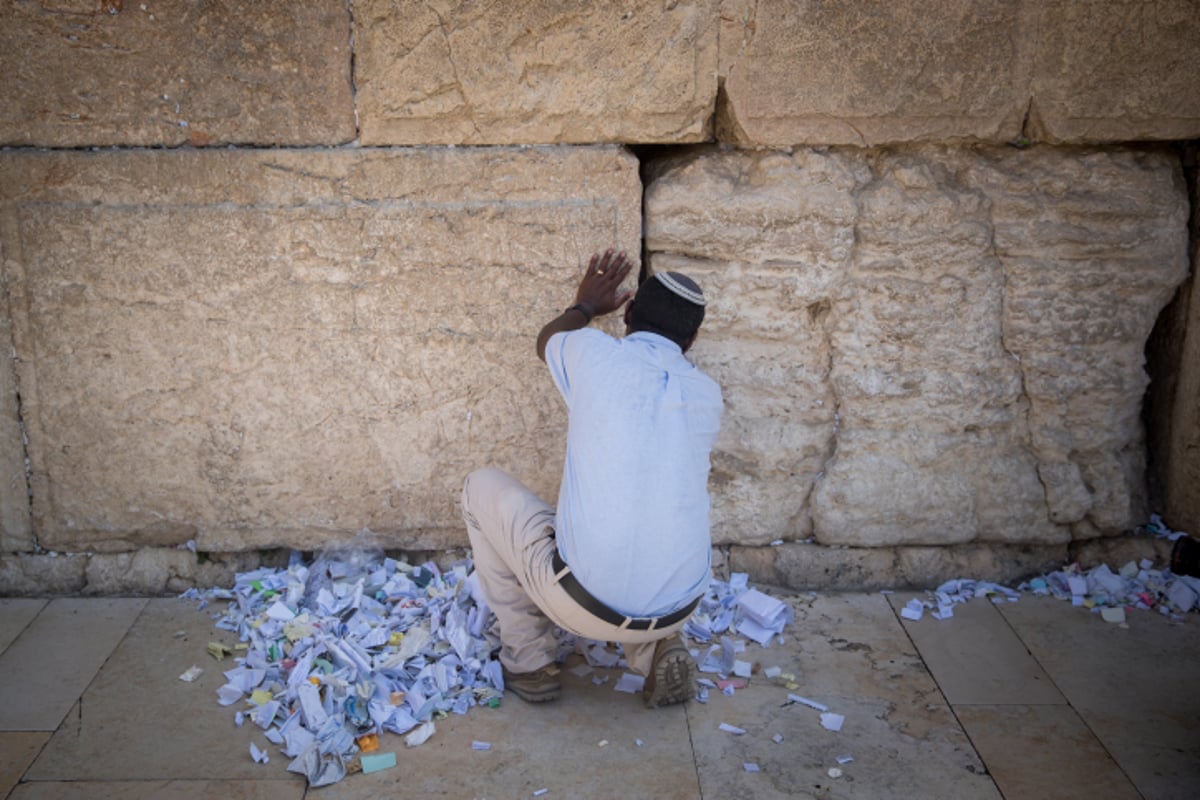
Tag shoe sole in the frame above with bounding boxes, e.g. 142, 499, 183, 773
507, 683, 561, 703
644, 644, 695, 708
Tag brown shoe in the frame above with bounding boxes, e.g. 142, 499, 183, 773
643, 635, 696, 708
502, 663, 561, 703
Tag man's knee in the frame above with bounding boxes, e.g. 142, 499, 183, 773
462, 467, 512, 524
463, 467, 507, 501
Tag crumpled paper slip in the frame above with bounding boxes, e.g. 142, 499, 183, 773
734, 588, 795, 646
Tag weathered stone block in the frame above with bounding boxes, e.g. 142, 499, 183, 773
0, 147, 641, 553
730, 543, 899, 591
645, 145, 1188, 548
356, 0, 718, 144
0, 552, 86, 595
896, 544, 1067, 589
0, 312, 30, 553
83, 548, 264, 596
717, 0, 1032, 146
0, 0, 355, 147
1028, 0, 1200, 143
732, 542, 1069, 592
969, 147, 1190, 538
1068, 534, 1174, 573
647, 149, 862, 544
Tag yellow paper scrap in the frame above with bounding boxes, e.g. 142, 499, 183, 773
389, 632, 405, 646
206, 642, 233, 660
250, 689, 273, 706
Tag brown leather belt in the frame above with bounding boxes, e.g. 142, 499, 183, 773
552, 550, 700, 631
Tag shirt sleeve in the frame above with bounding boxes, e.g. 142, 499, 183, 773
545, 328, 610, 406
544, 330, 575, 403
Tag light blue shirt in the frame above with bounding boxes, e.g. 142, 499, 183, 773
545, 329, 723, 616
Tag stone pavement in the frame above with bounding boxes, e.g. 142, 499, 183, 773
1, 591, 1197, 800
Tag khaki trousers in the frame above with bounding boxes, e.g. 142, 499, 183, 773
462, 467, 688, 676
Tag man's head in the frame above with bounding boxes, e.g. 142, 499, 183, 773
624, 271, 706, 352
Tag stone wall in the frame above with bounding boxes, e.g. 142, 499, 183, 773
0, 1, 1196, 594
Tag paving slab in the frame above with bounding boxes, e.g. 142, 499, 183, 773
0, 598, 45, 653
0, 597, 145, 731
0, 732, 50, 797
956, 705, 1141, 800
997, 596, 1200, 800
26, 598, 301, 785
686, 593, 1001, 800
318, 657, 700, 800
9, 781, 303, 800
890, 594, 1065, 706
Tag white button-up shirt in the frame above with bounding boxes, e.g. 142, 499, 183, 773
545, 328, 723, 616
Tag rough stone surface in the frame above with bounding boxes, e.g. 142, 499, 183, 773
716, 0, 1033, 146
731, 542, 1068, 591
0, 147, 640, 553
356, 0, 717, 144
730, 543, 900, 591
0, 313, 30, 552
1150, 147, 1200, 537
0, 553, 86, 596
646, 145, 1189, 547
0, 0, 355, 147
82, 549, 264, 596
1027, 0, 1200, 143
1068, 535, 1174, 573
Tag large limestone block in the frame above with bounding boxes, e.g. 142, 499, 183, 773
646, 149, 862, 544
968, 147, 1190, 538
0, 0, 355, 147
717, 0, 1033, 146
645, 145, 1188, 548
1028, 0, 1200, 143
0, 147, 640, 553
818, 149, 1056, 547
356, 0, 718, 145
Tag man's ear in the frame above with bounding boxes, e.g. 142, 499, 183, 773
681, 331, 698, 354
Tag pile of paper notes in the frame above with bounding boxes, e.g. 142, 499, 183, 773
902, 560, 1200, 623
185, 551, 503, 787
185, 553, 803, 786
1020, 560, 1200, 616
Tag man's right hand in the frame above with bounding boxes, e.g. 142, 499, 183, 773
573, 249, 635, 318
536, 250, 636, 362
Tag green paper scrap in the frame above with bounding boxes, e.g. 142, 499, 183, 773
361, 752, 396, 774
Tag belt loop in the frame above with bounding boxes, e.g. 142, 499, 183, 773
553, 563, 571, 584
617, 616, 633, 631
647, 617, 661, 632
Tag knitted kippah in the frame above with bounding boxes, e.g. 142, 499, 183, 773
654, 271, 706, 306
